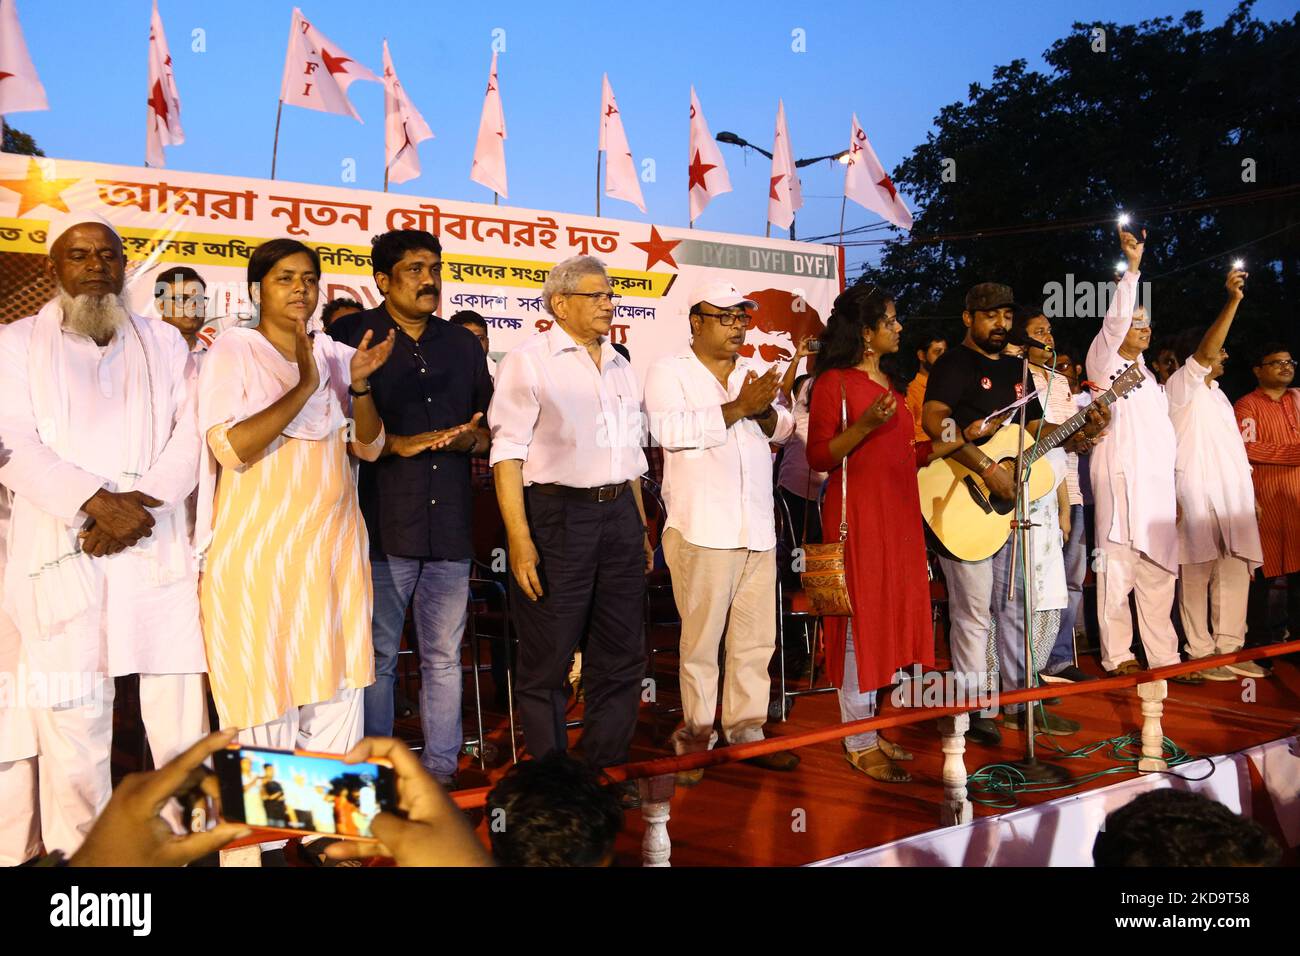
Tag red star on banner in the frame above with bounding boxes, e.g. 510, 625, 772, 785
769, 173, 785, 201
148, 79, 169, 124
605, 104, 618, 118
687, 150, 716, 191
632, 225, 681, 271
876, 174, 898, 203
321, 49, 353, 76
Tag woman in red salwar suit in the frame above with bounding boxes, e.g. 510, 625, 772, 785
807, 285, 961, 783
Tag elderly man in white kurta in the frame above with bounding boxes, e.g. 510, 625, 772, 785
1166, 267, 1264, 679
1085, 228, 1188, 679
0, 212, 207, 854
644, 282, 799, 785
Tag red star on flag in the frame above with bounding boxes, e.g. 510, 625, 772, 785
876, 174, 898, 202
605, 104, 618, 118
687, 150, 716, 191
321, 49, 353, 76
632, 225, 681, 271
148, 79, 169, 124
769, 173, 785, 201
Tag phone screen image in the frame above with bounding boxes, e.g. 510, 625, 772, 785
214, 745, 396, 841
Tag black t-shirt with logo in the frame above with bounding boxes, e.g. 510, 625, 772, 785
923, 343, 1042, 441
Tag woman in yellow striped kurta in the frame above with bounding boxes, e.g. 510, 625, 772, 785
196, 239, 394, 751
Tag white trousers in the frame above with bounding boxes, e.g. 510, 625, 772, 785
237, 685, 364, 755
1097, 545, 1181, 672
1179, 555, 1251, 659
0, 756, 40, 865
33, 672, 208, 855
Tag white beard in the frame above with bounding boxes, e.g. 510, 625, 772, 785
59, 290, 129, 342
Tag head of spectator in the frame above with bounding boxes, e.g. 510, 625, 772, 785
248, 238, 320, 334
1010, 304, 1056, 369
152, 265, 207, 348
322, 296, 363, 329
450, 309, 490, 353
542, 255, 615, 346
45, 212, 128, 346
818, 283, 901, 376
486, 752, 624, 866
1052, 350, 1080, 390
687, 281, 756, 363
962, 282, 1015, 357
371, 229, 443, 323
1251, 342, 1295, 392
1092, 788, 1282, 867
1150, 344, 1180, 385
916, 334, 947, 374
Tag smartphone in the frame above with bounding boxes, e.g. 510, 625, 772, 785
213, 744, 397, 842
806, 338, 822, 353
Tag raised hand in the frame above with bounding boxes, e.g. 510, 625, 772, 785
350, 328, 397, 387
293, 322, 320, 395
1226, 267, 1247, 302
1117, 223, 1146, 274
855, 392, 897, 432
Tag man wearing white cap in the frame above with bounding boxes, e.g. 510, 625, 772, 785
0, 211, 208, 854
643, 282, 798, 785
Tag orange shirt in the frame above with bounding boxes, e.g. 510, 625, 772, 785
1234, 388, 1300, 577
906, 371, 929, 444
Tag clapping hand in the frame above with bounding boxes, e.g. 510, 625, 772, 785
350, 328, 397, 389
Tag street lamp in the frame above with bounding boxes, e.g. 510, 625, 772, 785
716, 131, 849, 239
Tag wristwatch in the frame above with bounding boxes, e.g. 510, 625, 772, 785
348, 382, 372, 397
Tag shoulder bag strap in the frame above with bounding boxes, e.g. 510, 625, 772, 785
839, 382, 849, 543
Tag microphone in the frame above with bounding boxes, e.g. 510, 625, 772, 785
1009, 329, 1052, 352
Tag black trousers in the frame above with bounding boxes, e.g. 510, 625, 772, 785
1246, 570, 1300, 646
510, 488, 646, 768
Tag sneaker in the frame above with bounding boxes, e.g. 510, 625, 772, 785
1226, 660, 1269, 679
1197, 665, 1237, 681
1002, 707, 1080, 736
1040, 665, 1096, 684
965, 716, 1001, 747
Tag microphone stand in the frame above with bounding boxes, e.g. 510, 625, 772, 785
1005, 347, 1070, 784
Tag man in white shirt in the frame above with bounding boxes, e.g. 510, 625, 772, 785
488, 256, 652, 803
644, 283, 798, 785
1085, 227, 1202, 683
1166, 266, 1264, 679
0, 212, 208, 854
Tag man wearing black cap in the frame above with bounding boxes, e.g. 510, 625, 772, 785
923, 282, 1103, 745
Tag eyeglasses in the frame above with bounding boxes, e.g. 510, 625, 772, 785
691, 309, 750, 327
1259, 359, 1297, 369
566, 292, 622, 305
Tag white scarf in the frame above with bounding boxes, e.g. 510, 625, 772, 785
5, 300, 183, 640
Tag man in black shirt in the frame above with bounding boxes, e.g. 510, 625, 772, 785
328, 230, 491, 786
923, 283, 1103, 745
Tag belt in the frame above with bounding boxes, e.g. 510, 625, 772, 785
529, 481, 629, 503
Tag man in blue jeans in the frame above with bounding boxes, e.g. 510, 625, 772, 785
328, 229, 491, 786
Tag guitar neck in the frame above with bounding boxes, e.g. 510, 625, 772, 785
1023, 389, 1117, 466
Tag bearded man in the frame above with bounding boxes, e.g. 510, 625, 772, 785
0, 212, 207, 855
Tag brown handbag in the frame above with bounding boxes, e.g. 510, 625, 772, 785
800, 382, 853, 616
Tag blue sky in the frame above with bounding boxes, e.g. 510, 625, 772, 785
10, 0, 1291, 274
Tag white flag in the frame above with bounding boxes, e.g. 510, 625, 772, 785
844, 113, 912, 230
279, 7, 378, 123
688, 86, 731, 223
469, 52, 507, 197
767, 99, 803, 230
145, 0, 184, 168
599, 74, 645, 214
382, 40, 433, 186
0, 0, 47, 115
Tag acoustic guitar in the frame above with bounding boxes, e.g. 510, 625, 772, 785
917, 363, 1144, 561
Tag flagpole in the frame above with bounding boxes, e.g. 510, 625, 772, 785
1, 115, 6, 153
765, 223, 771, 238
270, 100, 284, 180
494, 193, 499, 206
838, 197, 847, 244
384, 166, 389, 192
595, 150, 602, 218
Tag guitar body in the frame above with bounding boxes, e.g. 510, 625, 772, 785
917, 424, 1057, 561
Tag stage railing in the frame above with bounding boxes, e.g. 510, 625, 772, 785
448, 640, 1300, 866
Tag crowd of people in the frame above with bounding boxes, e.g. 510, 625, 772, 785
0, 210, 1295, 866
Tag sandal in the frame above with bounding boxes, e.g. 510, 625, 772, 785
844, 745, 911, 784
877, 736, 914, 762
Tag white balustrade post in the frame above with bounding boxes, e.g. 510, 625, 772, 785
1137, 679, 1168, 773
937, 713, 972, 826
639, 773, 675, 867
